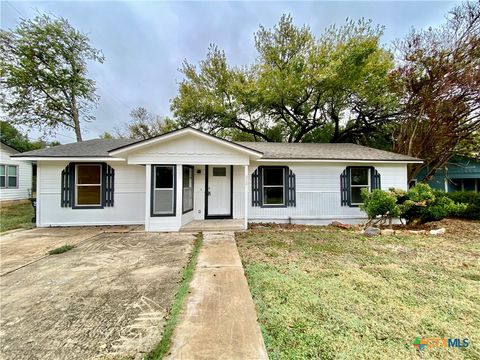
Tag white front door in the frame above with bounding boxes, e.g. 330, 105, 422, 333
207, 166, 231, 217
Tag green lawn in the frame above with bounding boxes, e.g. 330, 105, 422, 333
237, 221, 480, 360
0, 201, 35, 233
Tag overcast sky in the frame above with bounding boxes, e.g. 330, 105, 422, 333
1, 0, 458, 143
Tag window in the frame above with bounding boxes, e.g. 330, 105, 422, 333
350, 167, 370, 205
262, 167, 285, 206
75, 164, 102, 206
212, 167, 226, 176
0, 165, 5, 188
183, 166, 194, 213
152, 165, 176, 216
0, 165, 18, 188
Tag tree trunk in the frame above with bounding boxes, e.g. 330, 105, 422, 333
71, 97, 83, 142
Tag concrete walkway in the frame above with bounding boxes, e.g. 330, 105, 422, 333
167, 232, 268, 360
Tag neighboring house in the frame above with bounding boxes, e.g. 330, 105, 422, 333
416, 156, 480, 192
0, 142, 32, 202
13, 127, 422, 231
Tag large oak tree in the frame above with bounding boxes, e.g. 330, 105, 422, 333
171, 15, 397, 143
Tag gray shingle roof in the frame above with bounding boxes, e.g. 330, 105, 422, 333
237, 142, 421, 161
12, 138, 137, 158
13, 135, 421, 162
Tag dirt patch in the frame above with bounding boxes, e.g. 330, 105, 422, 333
0, 231, 195, 360
249, 219, 480, 239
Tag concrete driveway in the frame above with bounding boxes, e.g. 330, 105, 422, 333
0, 228, 195, 360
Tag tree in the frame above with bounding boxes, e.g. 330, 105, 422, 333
98, 131, 114, 139
0, 121, 59, 152
171, 15, 397, 143
456, 131, 480, 159
116, 107, 178, 139
0, 15, 104, 141
392, 2, 480, 181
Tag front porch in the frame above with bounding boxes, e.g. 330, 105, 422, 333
112, 128, 261, 232
180, 219, 245, 232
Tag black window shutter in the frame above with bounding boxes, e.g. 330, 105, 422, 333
340, 168, 350, 206
61, 164, 73, 207
371, 168, 381, 190
251, 168, 261, 207
104, 164, 115, 207
287, 168, 296, 207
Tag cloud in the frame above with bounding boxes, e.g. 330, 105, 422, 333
1, 0, 457, 142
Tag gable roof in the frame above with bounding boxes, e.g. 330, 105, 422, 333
108, 127, 264, 157
238, 142, 422, 162
12, 128, 422, 163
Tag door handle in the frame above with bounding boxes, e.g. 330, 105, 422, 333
208, 191, 211, 196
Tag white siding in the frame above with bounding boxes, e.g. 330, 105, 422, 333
126, 134, 251, 165
0, 144, 32, 201
248, 162, 408, 224
232, 165, 245, 219
37, 161, 145, 227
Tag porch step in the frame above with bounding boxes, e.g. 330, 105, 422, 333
180, 219, 245, 232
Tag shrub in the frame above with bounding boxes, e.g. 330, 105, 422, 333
420, 194, 467, 222
359, 184, 476, 224
444, 191, 480, 220
360, 188, 401, 225
406, 183, 436, 203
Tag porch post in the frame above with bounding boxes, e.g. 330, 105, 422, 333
244, 165, 248, 230
145, 164, 151, 231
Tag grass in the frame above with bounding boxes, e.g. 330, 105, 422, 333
0, 201, 35, 233
48, 244, 75, 255
146, 233, 203, 360
237, 221, 480, 360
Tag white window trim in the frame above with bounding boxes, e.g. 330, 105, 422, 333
262, 167, 286, 206
350, 167, 371, 206
75, 164, 102, 207
0, 164, 19, 189
153, 165, 175, 215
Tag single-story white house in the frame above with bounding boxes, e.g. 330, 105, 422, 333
0, 141, 32, 202
13, 127, 422, 231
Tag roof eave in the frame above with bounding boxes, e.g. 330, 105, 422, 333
11, 156, 126, 161
257, 158, 423, 164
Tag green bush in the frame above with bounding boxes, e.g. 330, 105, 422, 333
444, 191, 480, 220
360, 189, 400, 223
406, 183, 436, 203
420, 194, 467, 222
359, 184, 474, 224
